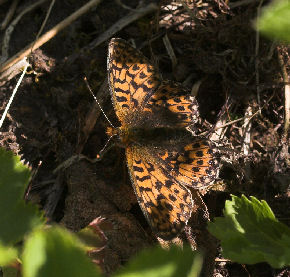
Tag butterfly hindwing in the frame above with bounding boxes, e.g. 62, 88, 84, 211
156, 139, 219, 189
126, 145, 193, 240
143, 81, 199, 128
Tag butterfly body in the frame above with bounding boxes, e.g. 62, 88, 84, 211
107, 38, 219, 240
108, 126, 191, 147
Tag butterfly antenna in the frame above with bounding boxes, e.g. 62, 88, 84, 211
96, 134, 115, 160
84, 77, 115, 128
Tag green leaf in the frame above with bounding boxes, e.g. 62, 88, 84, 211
208, 195, 290, 268
0, 242, 17, 266
257, 0, 290, 42
0, 148, 45, 244
0, 148, 30, 209
114, 245, 203, 277
22, 226, 101, 277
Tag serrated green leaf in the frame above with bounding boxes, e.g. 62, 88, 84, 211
0, 148, 45, 244
0, 242, 17, 266
22, 226, 101, 277
257, 0, 290, 42
0, 202, 45, 244
114, 245, 202, 277
208, 195, 290, 268
0, 148, 30, 209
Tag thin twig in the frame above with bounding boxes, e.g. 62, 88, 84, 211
0, 59, 28, 128
1, 0, 19, 30
86, 3, 158, 50
0, 0, 102, 74
277, 49, 290, 136
215, 116, 244, 130
30, 0, 56, 56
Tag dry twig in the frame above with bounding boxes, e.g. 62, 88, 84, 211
31, 0, 56, 54
0, 57, 30, 86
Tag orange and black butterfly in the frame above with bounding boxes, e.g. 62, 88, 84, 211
107, 38, 219, 240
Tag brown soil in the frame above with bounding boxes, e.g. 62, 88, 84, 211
0, 0, 289, 276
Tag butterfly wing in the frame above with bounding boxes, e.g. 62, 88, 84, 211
108, 39, 199, 128
143, 81, 199, 128
156, 139, 219, 189
107, 38, 161, 124
126, 145, 193, 240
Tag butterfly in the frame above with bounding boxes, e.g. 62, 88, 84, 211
106, 38, 219, 240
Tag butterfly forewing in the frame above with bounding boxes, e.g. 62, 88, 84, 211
108, 38, 161, 124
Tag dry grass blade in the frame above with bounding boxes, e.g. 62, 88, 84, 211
163, 34, 177, 69
0, 60, 28, 128
242, 104, 253, 180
